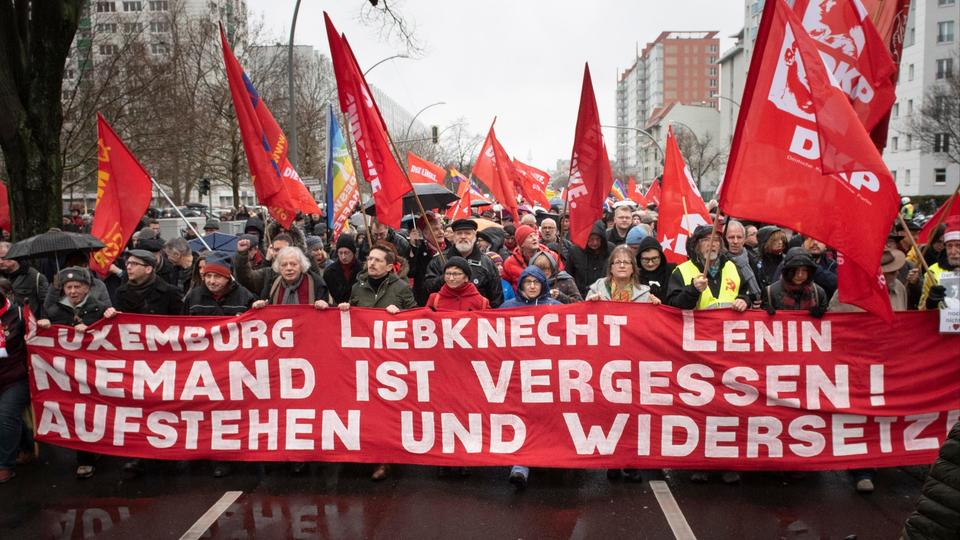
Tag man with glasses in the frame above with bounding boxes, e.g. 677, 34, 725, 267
425, 219, 504, 308
113, 249, 183, 477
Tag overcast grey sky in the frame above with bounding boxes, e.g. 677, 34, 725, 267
246, 1, 744, 171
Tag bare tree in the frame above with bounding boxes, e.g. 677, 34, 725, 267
357, 0, 422, 57
435, 118, 482, 173
674, 130, 727, 195
904, 58, 959, 167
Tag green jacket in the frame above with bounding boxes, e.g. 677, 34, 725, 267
349, 271, 417, 310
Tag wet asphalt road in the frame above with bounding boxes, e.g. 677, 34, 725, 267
0, 443, 927, 539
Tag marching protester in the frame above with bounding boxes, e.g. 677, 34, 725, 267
425, 256, 490, 311
234, 233, 311, 295
0, 278, 28, 483
500, 265, 562, 490
635, 236, 674, 300
665, 225, 748, 485
606, 203, 635, 245
753, 226, 787, 291
920, 221, 960, 310
340, 242, 417, 481
113, 249, 184, 478
305, 236, 331, 270
586, 245, 661, 305
530, 250, 581, 304
539, 217, 575, 264
723, 220, 762, 305
764, 247, 829, 316
37, 267, 116, 479
323, 234, 360, 305
425, 219, 503, 308
566, 221, 615, 296
0, 242, 49, 316
159, 237, 194, 293
503, 225, 563, 289
624, 226, 648, 258
181, 252, 256, 478
408, 212, 447, 306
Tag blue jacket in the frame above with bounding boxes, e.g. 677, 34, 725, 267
500, 266, 562, 308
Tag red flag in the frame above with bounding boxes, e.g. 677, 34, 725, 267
566, 64, 614, 247
658, 128, 713, 264
627, 177, 647, 207
836, 251, 893, 320
793, 0, 897, 134
407, 152, 446, 185
918, 193, 960, 244
324, 13, 410, 228
512, 159, 551, 208
88, 114, 154, 276
645, 180, 661, 207
219, 27, 318, 228
0, 180, 9, 234
445, 182, 473, 220
720, 0, 899, 319
472, 120, 519, 221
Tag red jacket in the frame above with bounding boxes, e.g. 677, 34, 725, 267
426, 282, 490, 311
503, 245, 563, 289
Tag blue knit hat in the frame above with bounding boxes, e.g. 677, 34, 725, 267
626, 226, 648, 246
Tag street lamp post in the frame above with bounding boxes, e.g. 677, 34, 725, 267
669, 121, 700, 146
711, 93, 741, 108
403, 101, 445, 141
601, 124, 664, 183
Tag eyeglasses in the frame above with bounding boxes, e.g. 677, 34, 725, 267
444, 271, 466, 277
611, 260, 633, 266
125, 260, 150, 267
640, 256, 661, 264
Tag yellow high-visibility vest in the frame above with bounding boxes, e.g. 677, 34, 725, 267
677, 260, 741, 310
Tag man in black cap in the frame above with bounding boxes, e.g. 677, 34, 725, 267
114, 249, 183, 477
425, 219, 503, 307
324, 234, 360, 304
203, 219, 220, 235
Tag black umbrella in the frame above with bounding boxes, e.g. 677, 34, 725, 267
363, 183, 459, 217
5, 229, 105, 260
470, 197, 492, 207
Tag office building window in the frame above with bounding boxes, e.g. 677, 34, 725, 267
934, 169, 947, 184
938, 21, 955, 42
934, 133, 951, 153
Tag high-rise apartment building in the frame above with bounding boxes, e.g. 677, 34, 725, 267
615, 31, 720, 179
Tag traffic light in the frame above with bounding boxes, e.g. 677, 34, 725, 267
431, 125, 439, 144
198, 178, 211, 196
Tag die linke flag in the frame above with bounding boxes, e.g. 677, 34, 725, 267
566, 63, 614, 248
719, 0, 899, 318
88, 114, 154, 277
472, 120, 520, 221
658, 128, 713, 264
324, 13, 410, 228
407, 152, 446, 185
793, 0, 897, 135
512, 159, 551, 208
627, 177, 647, 207
219, 27, 319, 228
326, 105, 360, 242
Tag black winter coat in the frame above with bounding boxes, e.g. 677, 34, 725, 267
425, 244, 503, 308
115, 275, 184, 315
45, 295, 108, 327
323, 260, 359, 304
0, 301, 27, 392
565, 221, 615, 296
1, 264, 49, 316
902, 421, 960, 539
182, 281, 256, 316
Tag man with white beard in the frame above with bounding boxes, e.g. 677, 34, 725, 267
425, 219, 504, 307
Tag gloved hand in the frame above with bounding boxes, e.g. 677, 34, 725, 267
808, 304, 827, 318
928, 285, 947, 304
766, 305, 776, 316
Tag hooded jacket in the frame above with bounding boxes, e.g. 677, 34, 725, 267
635, 236, 675, 299
500, 266, 562, 308
764, 248, 828, 312
426, 282, 490, 311
755, 225, 785, 290
529, 250, 581, 304
565, 221, 615, 296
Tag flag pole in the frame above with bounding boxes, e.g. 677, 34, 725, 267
918, 183, 960, 263
151, 178, 211, 251
384, 136, 447, 264
896, 213, 931, 275
702, 201, 724, 276
338, 117, 375, 249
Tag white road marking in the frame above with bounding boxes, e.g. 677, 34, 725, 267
650, 480, 697, 540
179, 490, 243, 540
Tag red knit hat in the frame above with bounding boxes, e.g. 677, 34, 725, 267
515, 225, 537, 247
944, 217, 960, 244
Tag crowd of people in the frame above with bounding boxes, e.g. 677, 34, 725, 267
0, 198, 958, 499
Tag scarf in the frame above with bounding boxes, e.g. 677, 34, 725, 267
779, 280, 818, 310
0, 297, 9, 358
123, 273, 157, 309
727, 250, 761, 297
609, 280, 633, 302
281, 275, 305, 305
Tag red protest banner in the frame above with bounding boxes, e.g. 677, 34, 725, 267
28, 305, 960, 470
88, 114, 154, 277
407, 152, 446, 185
